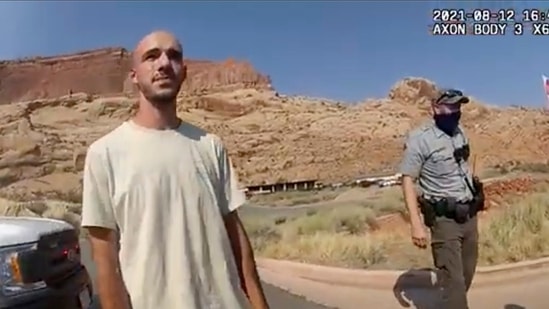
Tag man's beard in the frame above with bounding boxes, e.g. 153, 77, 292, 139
147, 91, 177, 106
141, 84, 181, 106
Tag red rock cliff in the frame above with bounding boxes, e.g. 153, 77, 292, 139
0, 47, 272, 103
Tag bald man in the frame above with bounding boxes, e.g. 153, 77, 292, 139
81, 31, 269, 309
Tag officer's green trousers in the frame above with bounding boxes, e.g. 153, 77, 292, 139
430, 216, 478, 309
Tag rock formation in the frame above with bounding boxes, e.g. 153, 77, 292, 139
0, 47, 548, 204
0, 47, 272, 103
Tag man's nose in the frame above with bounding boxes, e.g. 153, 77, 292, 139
156, 53, 170, 67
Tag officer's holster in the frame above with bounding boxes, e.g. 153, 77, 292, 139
418, 196, 476, 226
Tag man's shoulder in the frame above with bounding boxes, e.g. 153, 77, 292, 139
178, 122, 224, 149
87, 122, 130, 158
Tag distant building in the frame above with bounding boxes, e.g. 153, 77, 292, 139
245, 179, 318, 195
354, 173, 402, 188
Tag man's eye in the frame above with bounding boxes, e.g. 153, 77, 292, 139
143, 52, 160, 61
168, 51, 182, 60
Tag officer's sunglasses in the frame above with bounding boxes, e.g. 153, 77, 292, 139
435, 89, 463, 104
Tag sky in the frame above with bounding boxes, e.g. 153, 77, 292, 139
0, 1, 547, 106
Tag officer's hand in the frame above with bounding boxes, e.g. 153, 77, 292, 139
410, 224, 428, 249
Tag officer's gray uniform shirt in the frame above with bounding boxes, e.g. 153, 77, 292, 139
399, 121, 473, 201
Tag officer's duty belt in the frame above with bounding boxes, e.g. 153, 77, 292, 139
419, 197, 477, 224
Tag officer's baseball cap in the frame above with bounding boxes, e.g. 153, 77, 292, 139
434, 89, 469, 105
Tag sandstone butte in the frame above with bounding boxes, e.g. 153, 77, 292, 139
0, 46, 548, 201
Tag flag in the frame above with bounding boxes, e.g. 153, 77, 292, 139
542, 75, 549, 110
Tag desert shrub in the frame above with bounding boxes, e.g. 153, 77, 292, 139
245, 190, 549, 269
479, 192, 549, 264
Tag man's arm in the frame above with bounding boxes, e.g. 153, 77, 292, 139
399, 136, 425, 227
87, 227, 129, 309
215, 140, 269, 309
81, 146, 130, 309
401, 175, 421, 227
224, 211, 269, 309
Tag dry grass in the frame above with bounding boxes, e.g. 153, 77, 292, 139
244, 204, 392, 268
248, 185, 405, 212
479, 191, 549, 264
485, 162, 549, 178
247, 187, 348, 207
244, 189, 549, 270
478, 161, 549, 180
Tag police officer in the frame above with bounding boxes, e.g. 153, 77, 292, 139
399, 89, 484, 309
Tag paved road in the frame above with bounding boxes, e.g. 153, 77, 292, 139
80, 240, 333, 309
262, 265, 549, 309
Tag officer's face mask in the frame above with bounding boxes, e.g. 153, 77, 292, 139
434, 111, 461, 136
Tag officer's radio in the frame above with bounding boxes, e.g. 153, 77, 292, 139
453, 144, 470, 162
453, 143, 485, 211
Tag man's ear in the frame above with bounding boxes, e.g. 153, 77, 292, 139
129, 69, 137, 84
181, 63, 187, 81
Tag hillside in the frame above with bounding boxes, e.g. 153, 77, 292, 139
0, 47, 548, 200
0, 47, 272, 103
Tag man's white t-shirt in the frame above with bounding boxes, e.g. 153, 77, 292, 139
81, 120, 251, 309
